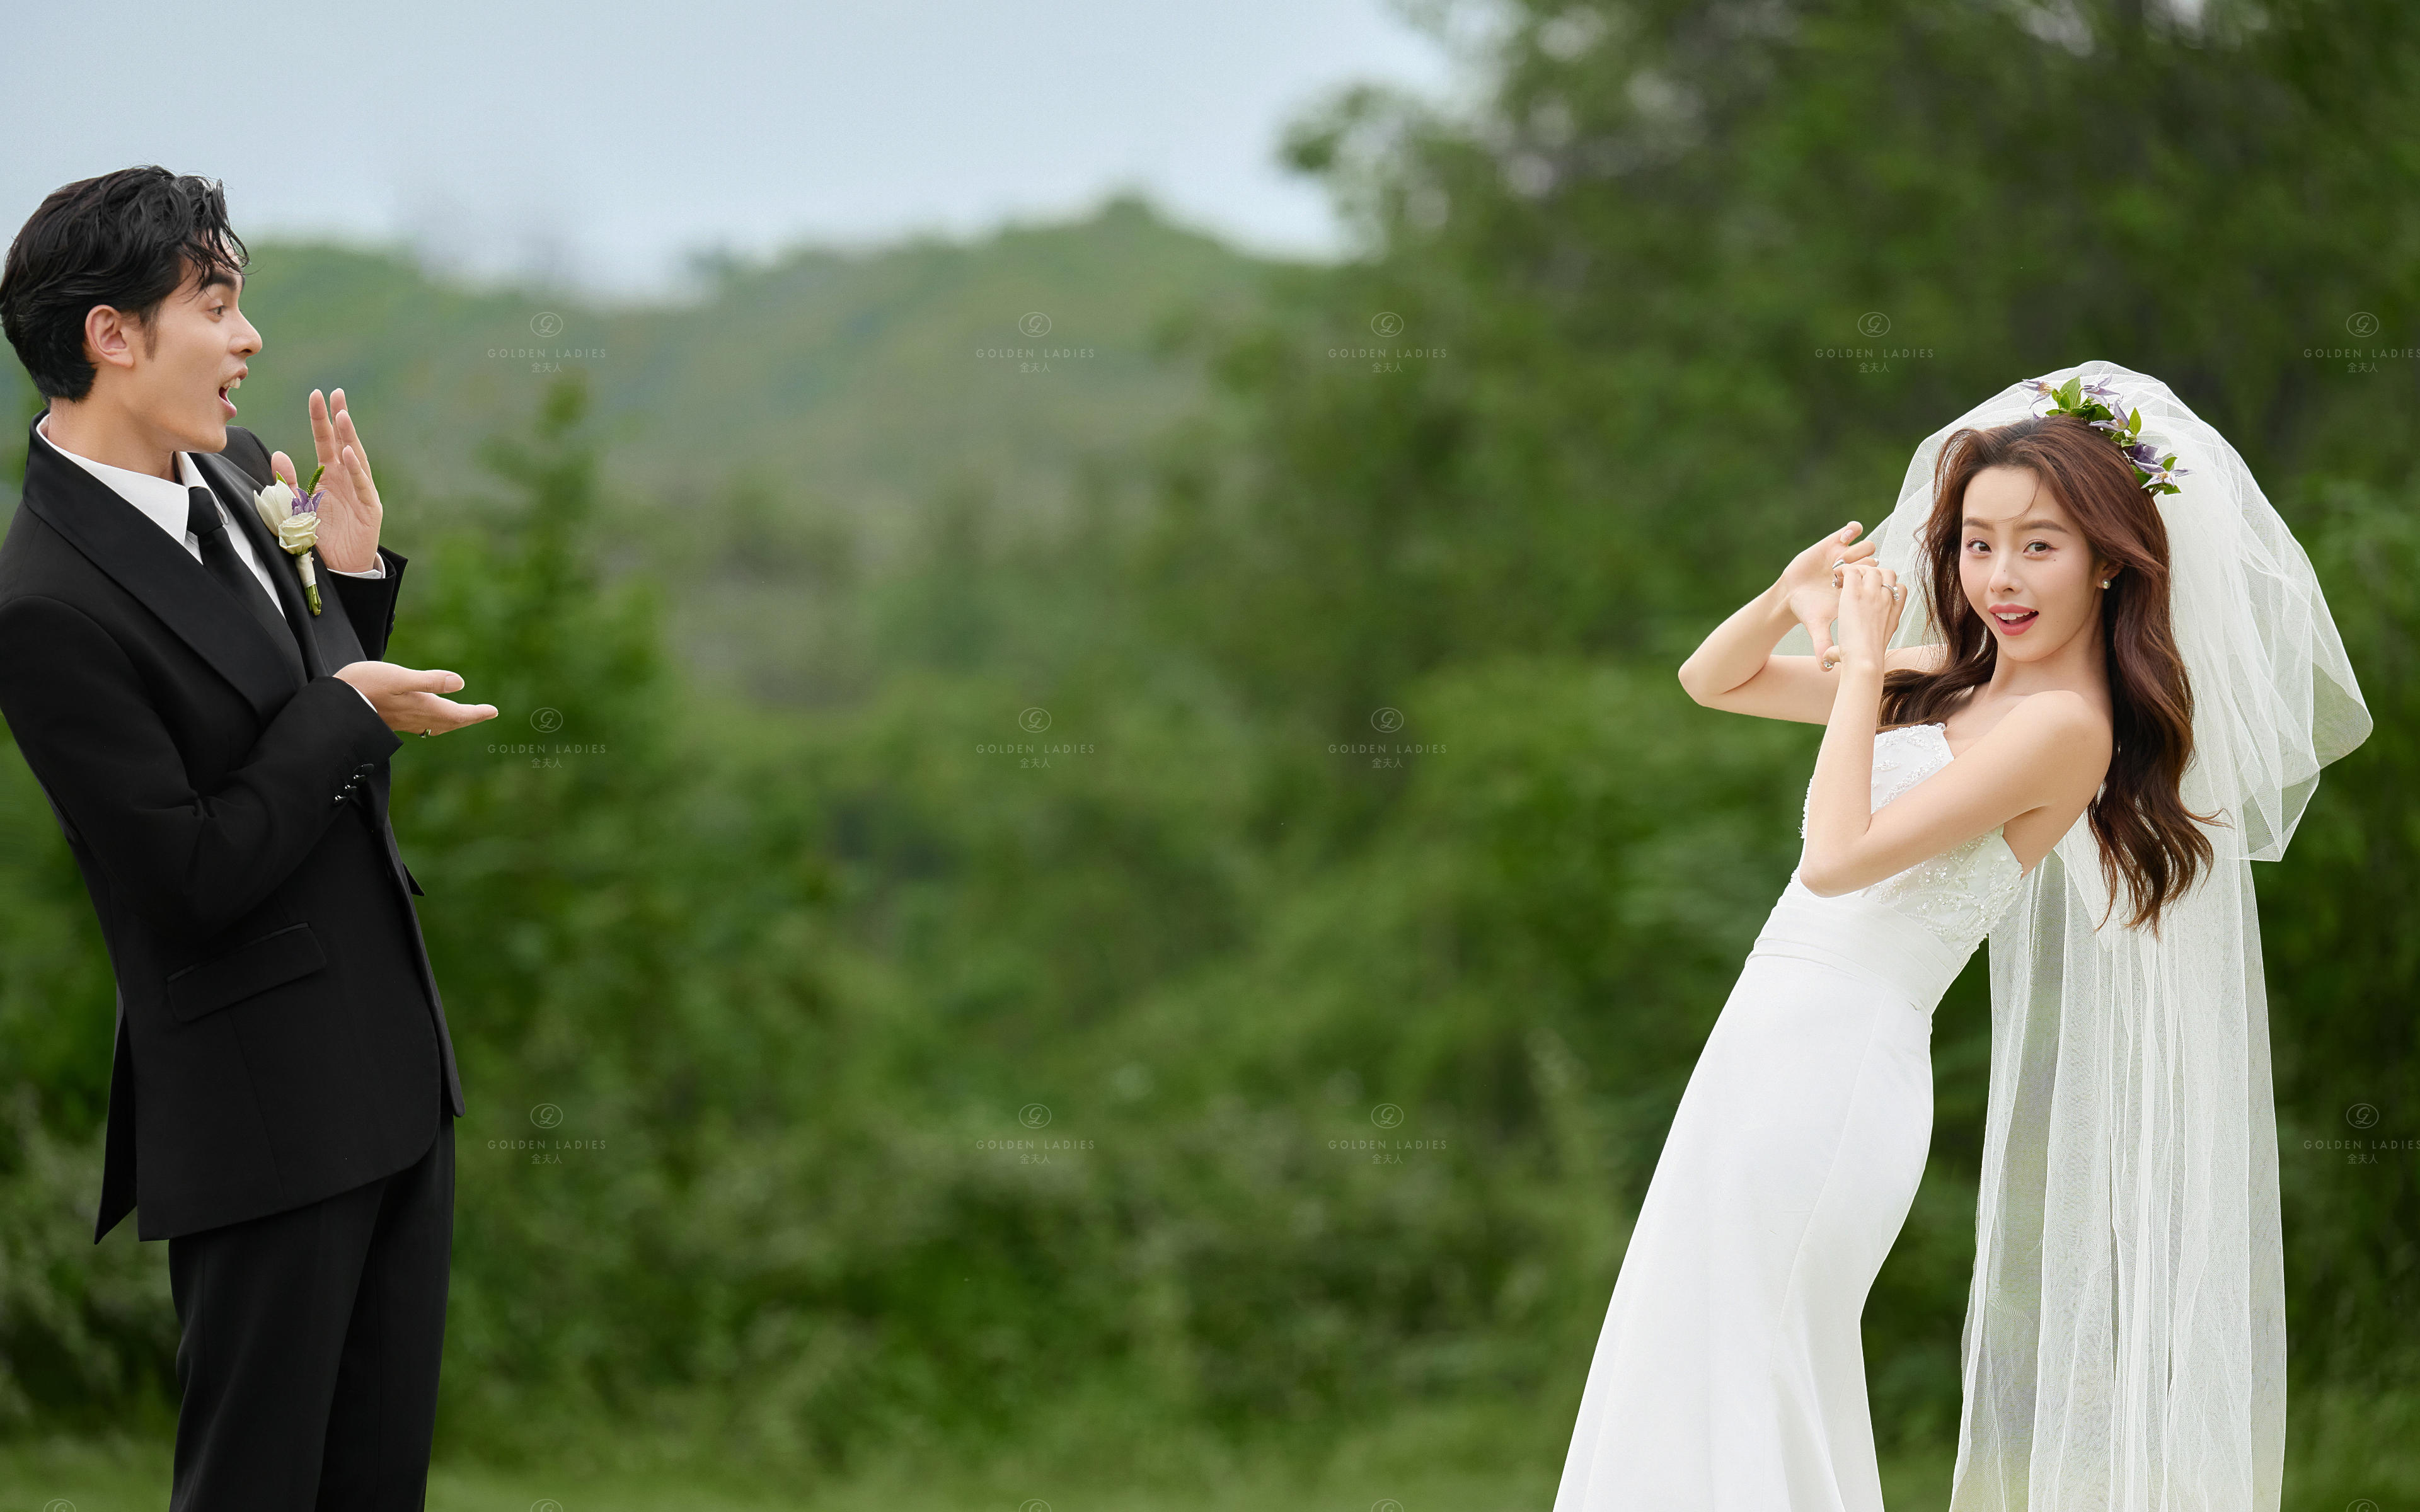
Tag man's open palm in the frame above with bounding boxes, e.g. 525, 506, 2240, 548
335, 661, 498, 735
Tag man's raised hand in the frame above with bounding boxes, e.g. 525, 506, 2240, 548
333, 662, 498, 735
272, 388, 382, 573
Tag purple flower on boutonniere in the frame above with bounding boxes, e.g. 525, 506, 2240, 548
250, 463, 325, 614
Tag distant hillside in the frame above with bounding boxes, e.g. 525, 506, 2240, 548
217, 192, 1285, 525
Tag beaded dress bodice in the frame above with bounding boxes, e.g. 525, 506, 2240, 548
1791, 721, 2029, 959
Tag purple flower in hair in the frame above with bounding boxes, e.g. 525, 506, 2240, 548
2014, 369, 2187, 493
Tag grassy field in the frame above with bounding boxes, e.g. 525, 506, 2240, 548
0, 1419, 1956, 1512
0, 1445, 1960, 1512
10, 1403, 2419, 1512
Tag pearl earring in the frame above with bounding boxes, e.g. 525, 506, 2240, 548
2100, 579, 2112, 588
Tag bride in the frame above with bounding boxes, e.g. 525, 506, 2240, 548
1552, 364, 2371, 1511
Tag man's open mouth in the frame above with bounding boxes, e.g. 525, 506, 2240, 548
218, 375, 241, 418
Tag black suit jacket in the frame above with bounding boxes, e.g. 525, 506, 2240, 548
0, 418, 465, 1242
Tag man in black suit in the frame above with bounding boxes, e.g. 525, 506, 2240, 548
0, 167, 497, 1508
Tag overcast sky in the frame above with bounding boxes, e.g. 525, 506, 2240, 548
6, 0, 1469, 296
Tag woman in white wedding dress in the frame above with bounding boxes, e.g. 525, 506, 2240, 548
1552, 366, 2371, 1512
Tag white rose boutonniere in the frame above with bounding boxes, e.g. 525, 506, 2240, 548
251, 464, 325, 615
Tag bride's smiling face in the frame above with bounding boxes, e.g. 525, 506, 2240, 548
1957, 464, 2116, 660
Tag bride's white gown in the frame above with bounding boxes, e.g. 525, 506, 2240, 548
1554, 721, 2031, 1511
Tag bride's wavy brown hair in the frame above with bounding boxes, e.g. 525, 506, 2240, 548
1876, 413, 2218, 933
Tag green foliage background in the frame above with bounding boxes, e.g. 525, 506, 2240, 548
2, 0, 2416, 1499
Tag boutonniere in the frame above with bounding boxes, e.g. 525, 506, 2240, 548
251, 464, 325, 615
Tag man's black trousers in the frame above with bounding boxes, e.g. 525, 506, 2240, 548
166, 1096, 454, 1511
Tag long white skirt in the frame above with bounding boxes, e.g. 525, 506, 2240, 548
1553, 878, 1973, 1511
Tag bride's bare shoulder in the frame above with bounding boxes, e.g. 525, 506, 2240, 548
1996, 689, 2115, 783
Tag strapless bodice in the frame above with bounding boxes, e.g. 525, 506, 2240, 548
1754, 722, 2029, 1009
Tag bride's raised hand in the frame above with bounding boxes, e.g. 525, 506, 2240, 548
1829, 558, 1904, 674
1777, 521, 1876, 670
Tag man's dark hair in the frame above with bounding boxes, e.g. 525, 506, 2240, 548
0, 166, 249, 401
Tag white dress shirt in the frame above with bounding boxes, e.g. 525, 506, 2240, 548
35, 417, 388, 713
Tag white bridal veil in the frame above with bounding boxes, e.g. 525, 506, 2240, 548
1855, 361, 2371, 1509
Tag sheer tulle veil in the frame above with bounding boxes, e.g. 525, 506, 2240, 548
1787, 360, 2371, 1509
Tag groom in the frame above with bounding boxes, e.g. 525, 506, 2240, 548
0, 168, 495, 1506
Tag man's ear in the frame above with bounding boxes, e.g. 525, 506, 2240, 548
83, 304, 143, 377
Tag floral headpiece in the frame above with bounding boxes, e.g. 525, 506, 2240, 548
2021, 375, 2189, 495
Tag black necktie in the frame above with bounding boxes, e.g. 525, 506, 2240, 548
187, 485, 303, 677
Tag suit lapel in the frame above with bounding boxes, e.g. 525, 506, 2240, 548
188, 453, 408, 893
192, 445, 405, 891
18, 422, 304, 724
192, 449, 369, 680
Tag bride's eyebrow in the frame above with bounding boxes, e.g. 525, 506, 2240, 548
1961, 517, 2071, 532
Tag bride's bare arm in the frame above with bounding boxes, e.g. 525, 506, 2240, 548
1678, 521, 1938, 724
1799, 561, 2105, 895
